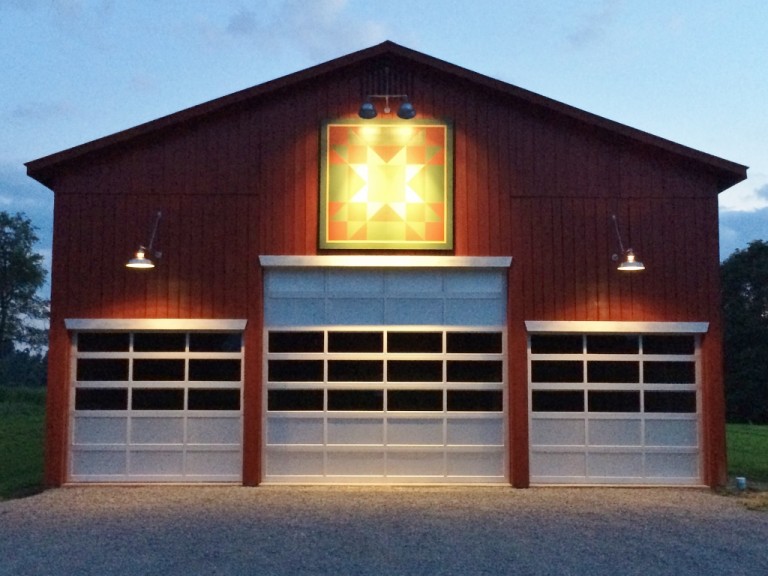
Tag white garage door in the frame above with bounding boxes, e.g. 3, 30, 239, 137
69, 324, 244, 482
527, 324, 703, 485
263, 266, 507, 483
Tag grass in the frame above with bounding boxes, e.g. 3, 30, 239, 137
0, 387, 766, 504
0, 387, 46, 500
726, 424, 768, 483
726, 424, 768, 511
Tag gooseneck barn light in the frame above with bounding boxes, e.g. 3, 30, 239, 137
126, 210, 162, 269
611, 214, 645, 272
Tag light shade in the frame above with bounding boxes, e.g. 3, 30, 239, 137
358, 100, 377, 119
126, 247, 155, 269
397, 100, 416, 119
618, 249, 645, 271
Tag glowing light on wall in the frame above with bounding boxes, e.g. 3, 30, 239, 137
320, 120, 453, 250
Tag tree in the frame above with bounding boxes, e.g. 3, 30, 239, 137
721, 240, 768, 423
0, 212, 48, 360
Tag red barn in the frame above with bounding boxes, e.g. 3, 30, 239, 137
26, 42, 746, 487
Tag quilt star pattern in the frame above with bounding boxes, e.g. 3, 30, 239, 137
320, 120, 453, 250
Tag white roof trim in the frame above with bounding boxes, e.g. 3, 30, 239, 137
65, 319, 247, 331
524, 321, 709, 334
259, 255, 513, 268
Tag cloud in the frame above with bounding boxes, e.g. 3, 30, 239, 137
719, 177, 768, 212
0, 164, 54, 248
567, 0, 622, 48
226, 7, 258, 36
719, 207, 768, 260
200, 0, 388, 62
9, 101, 76, 122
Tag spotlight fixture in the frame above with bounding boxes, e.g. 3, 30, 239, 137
611, 214, 645, 272
126, 210, 162, 269
358, 94, 416, 119
358, 66, 416, 120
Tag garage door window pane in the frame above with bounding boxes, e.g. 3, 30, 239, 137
587, 361, 639, 383
587, 335, 638, 354
75, 388, 128, 410
447, 361, 503, 382
77, 359, 129, 381
189, 359, 241, 381
134, 332, 186, 352
190, 333, 241, 352
530, 335, 582, 354
644, 362, 695, 384
531, 361, 583, 383
268, 360, 323, 382
388, 332, 442, 353
447, 390, 503, 412
328, 332, 383, 353
77, 333, 129, 352
588, 391, 640, 412
645, 391, 696, 413
132, 389, 184, 410
268, 389, 324, 411
188, 389, 241, 411
133, 359, 185, 381
388, 361, 443, 382
268, 332, 324, 353
328, 390, 383, 411
531, 391, 584, 412
328, 360, 383, 382
643, 335, 694, 355
388, 390, 443, 411
447, 332, 502, 354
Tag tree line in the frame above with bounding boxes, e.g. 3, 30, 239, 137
0, 210, 765, 422
0, 212, 48, 389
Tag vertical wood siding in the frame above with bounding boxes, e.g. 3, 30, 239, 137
44, 58, 727, 486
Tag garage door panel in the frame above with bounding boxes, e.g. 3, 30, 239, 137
327, 451, 386, 476
130, 417, 184, 444
328, 298, 385, 325
186, 449, 242, 476
264, 267, 507, 484
587, 453, 644, 478
187, 417, 242, 444
646, 452, 699, 478
266, 298, 325, 326
531, 419, 585, 446
70, 329, 244, 483
587, 419, 642, 446
72, 449, 126, 476
387, 452, 444, 475
129, 450, 184, 475
267, 450, 324, 476
385, 299, 444, 325
645, 419, 698, 447
387, 418, 443, 445
73, 416, 127, 445
267, 417, 324, 444
529, 331, 701, 485
327, 418, 384, 444
446, 451, 504, 477
445, 299, 504, 326
531, 452, 586, 478
446, 418, 504, 445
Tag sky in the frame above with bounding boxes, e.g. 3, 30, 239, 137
2, 0, 767, 297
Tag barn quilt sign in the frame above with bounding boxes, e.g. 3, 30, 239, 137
320, 120, 453, 250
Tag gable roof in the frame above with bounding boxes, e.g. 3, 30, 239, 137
26, 40, 747, 191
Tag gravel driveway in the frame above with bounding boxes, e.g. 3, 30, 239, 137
1, 486, 766, 575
